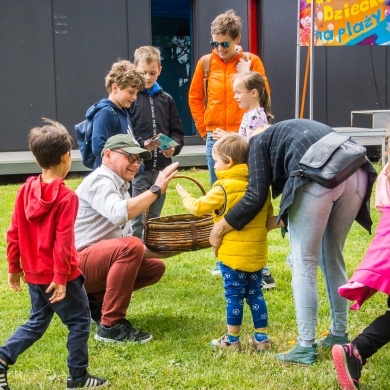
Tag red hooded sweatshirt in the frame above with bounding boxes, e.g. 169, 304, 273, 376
7, 176, 82, 285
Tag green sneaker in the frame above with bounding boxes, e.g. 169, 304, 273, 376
317, 332, 349, 348
276, 344, 318, 366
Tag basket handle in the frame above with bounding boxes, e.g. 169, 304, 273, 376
172, 175, 207, 195
145, 175, 207, 222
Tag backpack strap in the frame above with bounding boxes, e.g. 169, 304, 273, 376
202, 54, 211, 106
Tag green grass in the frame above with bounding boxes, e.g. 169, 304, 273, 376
0, 167, 389, 389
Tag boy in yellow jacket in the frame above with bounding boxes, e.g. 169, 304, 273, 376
177, 133, 278, 351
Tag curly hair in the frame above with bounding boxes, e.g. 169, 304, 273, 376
105, 60, 145, 93
213, 133, 249, 165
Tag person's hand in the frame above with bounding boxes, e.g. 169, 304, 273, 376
144, 136, 161, 151
212, 128, 228, 140
154, 162, 179, 194
236, 58, 251, 73
8, 272, 25, 292
160, 146, 175, 158
176, 184, 188, 198
46, 282, 66, 303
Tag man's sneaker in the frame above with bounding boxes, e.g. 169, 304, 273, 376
66, 372, 108, 389
0, 366, 11, 390
317, 332, 349, 348
211, 261, 222, 276
262, 272, 276, 289
276, 343, 318, 366
249, 337, 271, 352
332, 344, 362, 390
210, 334, 241, 350
94, 319, 153, 343
88, 296, 102, 324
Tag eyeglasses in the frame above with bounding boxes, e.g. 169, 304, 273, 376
210, 40, 231, 49
111, 150, 143, 165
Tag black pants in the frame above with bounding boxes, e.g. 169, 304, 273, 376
353, 295, 390, 365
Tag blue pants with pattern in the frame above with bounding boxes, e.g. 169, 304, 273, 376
220, 263, 268, 328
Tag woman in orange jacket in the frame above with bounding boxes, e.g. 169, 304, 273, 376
188, 9, 270, 186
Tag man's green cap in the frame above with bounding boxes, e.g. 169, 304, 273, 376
102, 134, 152, 160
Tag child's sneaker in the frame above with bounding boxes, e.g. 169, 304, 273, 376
0, 366, 11, 390
249, 337, 271, 352
66, 372, 108, 389
210, 334, 241, 350
211, 261, 221, 276
262, 272, 276, 289
332, 343, 363, 390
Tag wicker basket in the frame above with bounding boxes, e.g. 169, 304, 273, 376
144, 175, 213, 252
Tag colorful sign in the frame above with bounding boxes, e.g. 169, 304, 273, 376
300, 0, 390, 45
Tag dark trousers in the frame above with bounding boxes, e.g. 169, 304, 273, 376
353, 295, 390, 365
0, 275, 90, 378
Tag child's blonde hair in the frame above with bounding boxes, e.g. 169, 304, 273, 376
105, 60, 145, 93
134, 46, 161, 66
211, 9, 242, 39
28, 117, 73, 169
213, 133, 249, 165
233, 71, 273, 122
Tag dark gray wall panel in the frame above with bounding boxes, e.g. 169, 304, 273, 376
0, 0, 56, 151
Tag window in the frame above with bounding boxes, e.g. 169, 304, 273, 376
151, 0, 194, 135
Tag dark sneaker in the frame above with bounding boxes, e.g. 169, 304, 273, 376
66, 372, 108, 389
276, 343, 318, 366
94, 319, 153, 343
210, 334, 241, 350
262, 272, 276, 289
332, 344, 362, 390
88, 296, 102, 324
0, 366, 11, 390
317, 332, 349, 348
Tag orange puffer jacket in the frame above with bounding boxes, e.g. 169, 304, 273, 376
188, 49, 270, 137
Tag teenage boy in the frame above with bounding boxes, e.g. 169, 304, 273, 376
0, 118, 108, 389
128, 45, 184, 239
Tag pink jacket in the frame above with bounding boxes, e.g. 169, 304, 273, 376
339, 165, 390, 309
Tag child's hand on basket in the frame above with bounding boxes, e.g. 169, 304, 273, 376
176, 184, 188, 198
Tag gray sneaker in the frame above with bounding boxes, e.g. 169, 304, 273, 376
317, 332, 349, 348
95, 319, 153, 343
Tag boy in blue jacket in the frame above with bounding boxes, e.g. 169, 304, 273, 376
129, 46, 184, 238
85, 60, 145, 168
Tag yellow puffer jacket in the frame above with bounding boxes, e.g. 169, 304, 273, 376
188, 49, 270, 137
214, 164, 273, 272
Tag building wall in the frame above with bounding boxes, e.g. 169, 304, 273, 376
0, 0, 389, 153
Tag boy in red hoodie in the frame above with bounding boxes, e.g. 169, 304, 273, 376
0, 118, 108, 389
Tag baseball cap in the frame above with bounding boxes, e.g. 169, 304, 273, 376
102, 134, 152, 160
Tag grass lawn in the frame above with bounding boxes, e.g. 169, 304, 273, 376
0, 167, 389, 389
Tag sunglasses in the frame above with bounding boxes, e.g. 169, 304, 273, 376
111, 150, 143, 165
210, 40, 231, 49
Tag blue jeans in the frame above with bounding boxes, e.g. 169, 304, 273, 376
131, 170, 166, 239
220, 263, 267, 329
288, 169, 367, 346
206, 133, 217, 186
0, 276, 90, 378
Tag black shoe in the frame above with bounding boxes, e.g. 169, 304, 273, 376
94, 319, 153, 343
88, 295, 102, 324
332, 343, 363, 390
262, 272, 276, 289
0, 366, 11, 390
66, 372, 108, 389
